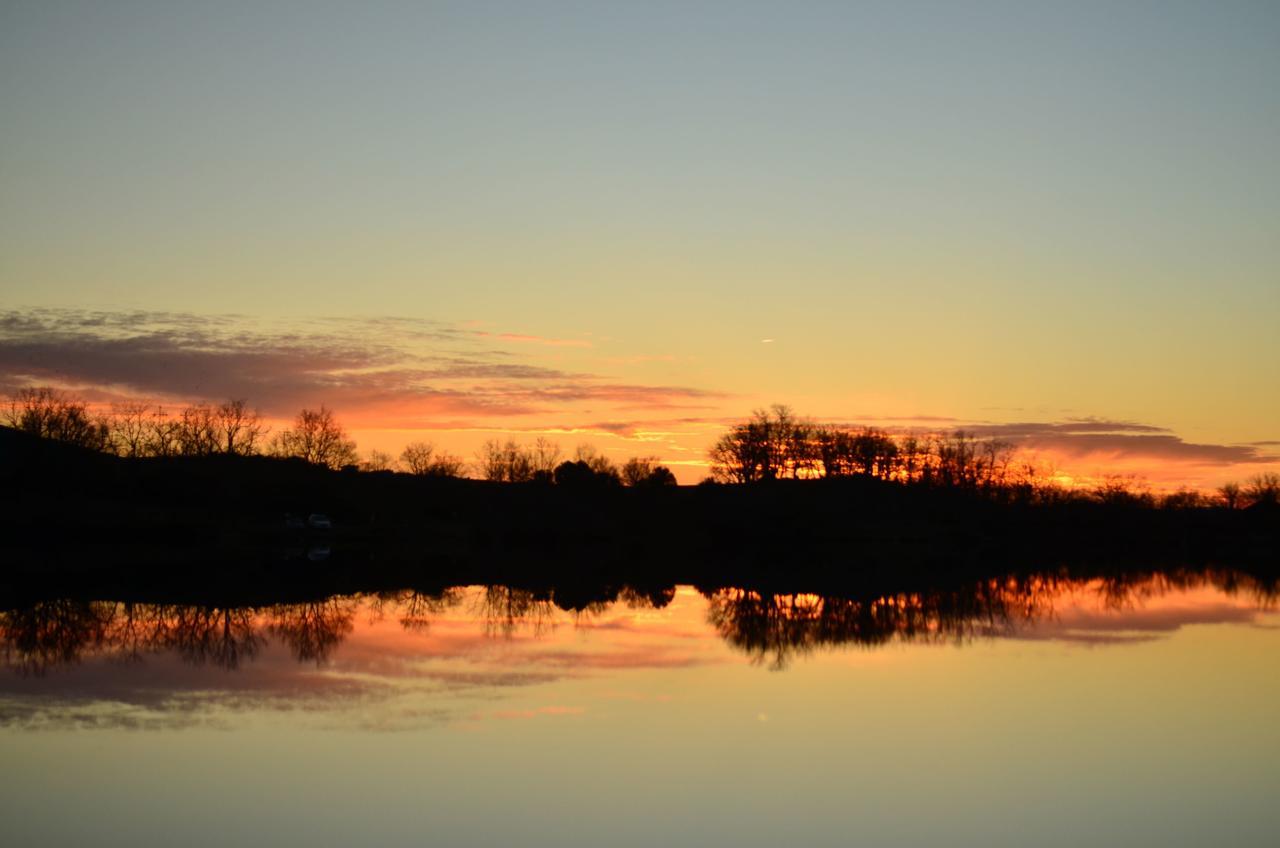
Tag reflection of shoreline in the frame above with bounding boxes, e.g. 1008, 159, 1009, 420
2, 570, 1274, 678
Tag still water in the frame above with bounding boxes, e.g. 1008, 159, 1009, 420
2, 574, 1277, 847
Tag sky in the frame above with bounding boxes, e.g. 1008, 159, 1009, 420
2, 1, 1277, 486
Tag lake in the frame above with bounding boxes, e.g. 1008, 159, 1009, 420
2, 572, 1277, 847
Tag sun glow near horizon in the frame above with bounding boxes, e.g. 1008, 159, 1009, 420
1, 3, 1277, 492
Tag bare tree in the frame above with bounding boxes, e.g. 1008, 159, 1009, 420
214, 399, 267, 455
361, 449, 395, 472
1242, 473, 1279, 508
427, 451, 466, 478
621, 456, 658, 486
402, 440, 466, 477
108, 401, 153, 457
4, 387, 110, 450
146, 406, 182, 457
1092, 474, 1154, 507
475, 439, 541, 482
574, 444, 619, 478
709, 411, 771, 483
476, 439, 512, 481
621, 456, 677, 487
175, 404, 220, 456
270, 406, 359, 470
401, 441, 437, 475
401, 441, 465, 477
530, 438, 562, 478
709, 405, 812, 482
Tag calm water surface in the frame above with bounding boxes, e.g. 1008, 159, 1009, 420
2, 576, 1277, 847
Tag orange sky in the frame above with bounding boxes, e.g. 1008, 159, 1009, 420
2, 5, 1277, 491
0, 308, 1276, 490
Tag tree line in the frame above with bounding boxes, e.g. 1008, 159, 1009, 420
6, 388, 1276, 505
4, 386, 357, 468
709, 404, 1280, 510
472, 438, 676, 487
2, 386, 677, 486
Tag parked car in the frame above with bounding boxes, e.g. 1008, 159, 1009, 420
307, 513, 332, 530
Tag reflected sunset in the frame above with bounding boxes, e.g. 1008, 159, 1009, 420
3, 573, 1276, 726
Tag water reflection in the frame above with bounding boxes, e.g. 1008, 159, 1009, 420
2, 568, 1274, 679
706, 569, 1278, 668
3, 570, 1275, 848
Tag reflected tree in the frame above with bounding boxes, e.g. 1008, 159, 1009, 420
0, 600, 116, 677
473, 586, 558, 638
703, 579, 1060, 669
163, 605, 264, 669
266, 598, 357, 664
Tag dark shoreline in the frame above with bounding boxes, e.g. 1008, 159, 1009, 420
4, 424, 1276, 609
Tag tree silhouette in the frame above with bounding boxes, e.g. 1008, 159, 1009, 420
620, 456, 677, 487
0, 600, 116, 677
475, 438, 560, 482
400, 441, 466, 477
214, 399, 268, 455
146, 405, 183, 457
1243, 473, 1279, 508
270, 406, 359, 470
163, 605, 263, 669
3, 387, 109, 451
550, 444, 622, 487
266, 598, 357, 664
175, 403, 220, 456
361, 449, 395, 472
1219, 482, 1242, 510
473, 586, 557, 638
709, 405, 820, 482
108, 401, 152, 457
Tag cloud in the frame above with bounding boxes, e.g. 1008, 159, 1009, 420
475, 331, 593, 348
0, 308, 721, 421
828, 415, 1277, 469
1012, 601, 1266, 645
600, 354, 679, 365
974, 418, 1171, 436
488, 705, 586, 720
965, 421, 1276, 466
515, 646, 714, 670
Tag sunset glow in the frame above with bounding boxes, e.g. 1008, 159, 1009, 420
3, 4, 1277, 490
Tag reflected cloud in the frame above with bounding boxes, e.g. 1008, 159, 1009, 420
0, 571, 1275, 727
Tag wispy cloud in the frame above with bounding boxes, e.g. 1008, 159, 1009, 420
827, 415, 1277, 469
475, 331, 594, 348
0, 308, 720, 422
1012, 600, 1266, 645
964, 420, 1276, 466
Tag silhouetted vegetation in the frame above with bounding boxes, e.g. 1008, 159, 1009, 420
4, 387, 111, 451
475, 437, 561, 482
708, 405, 1279, 512
2, 565, 1275, 677
7, 388, 1273, 510
1, 389, 1277, 625
400, 441, 466, 478
620, 456, 678, 488
270, 405, 358, 470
